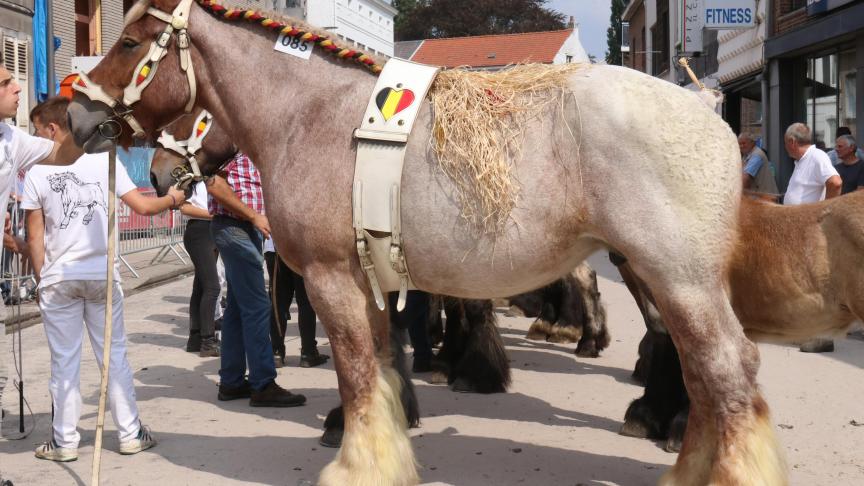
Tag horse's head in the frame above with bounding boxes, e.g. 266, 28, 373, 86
68, 0, 199, 152
47, 173, 66, 192
150, 108, 237, 196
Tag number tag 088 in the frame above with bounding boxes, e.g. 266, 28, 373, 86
274, 33, 314, 60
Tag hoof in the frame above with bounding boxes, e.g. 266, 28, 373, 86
525, 319, 553, 341
503, 305, 525, 318
664, 409, 687, 453
799, 338, 834, 353
620, 397, 667, 440
575, 338, 601, 358
429, 370, 449, 385
619, 419, 652, 439
450, 377, 479, 394
319, 426, 343, 448
546, 324, 581, 344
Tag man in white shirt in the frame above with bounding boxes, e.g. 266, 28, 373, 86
21, 97, 185, 462
782, 122, 841, 354
0, 66, 86, 447
783, 122, 842, 205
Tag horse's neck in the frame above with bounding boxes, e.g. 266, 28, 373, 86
189, 8, 377, 172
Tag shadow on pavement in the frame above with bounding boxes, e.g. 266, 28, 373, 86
413, 431, 666, 485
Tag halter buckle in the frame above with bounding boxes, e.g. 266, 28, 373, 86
156, 31, 171, 48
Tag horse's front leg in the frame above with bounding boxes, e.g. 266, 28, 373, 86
305, 265, 418, 486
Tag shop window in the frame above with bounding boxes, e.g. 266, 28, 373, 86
804, 47, 857, 149
651, 0, 669, 75
838, 49, 857, 141
805, 53, 838, 147
75, 0, 99, 56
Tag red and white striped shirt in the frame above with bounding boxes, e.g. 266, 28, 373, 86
208, 152, 266, 218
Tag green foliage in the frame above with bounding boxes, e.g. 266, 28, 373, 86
606, 0, 627, 65
394, 0, 567, 41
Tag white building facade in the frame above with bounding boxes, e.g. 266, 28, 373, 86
254, 0, 396, 57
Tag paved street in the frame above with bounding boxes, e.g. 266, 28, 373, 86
2, 253, 863, 485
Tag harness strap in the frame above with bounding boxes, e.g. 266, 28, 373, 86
353, 181, 386, 310
72, 0, 197, 139
157, 110, 213, 187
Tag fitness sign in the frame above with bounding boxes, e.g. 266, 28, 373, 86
681, 0, 757, 54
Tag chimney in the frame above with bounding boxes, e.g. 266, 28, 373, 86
567, 16, 575, 29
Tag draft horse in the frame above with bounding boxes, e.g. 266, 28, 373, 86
67, 1, 786, 484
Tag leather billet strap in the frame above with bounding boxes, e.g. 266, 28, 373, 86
72, 0, 197, 139
157, 110, 213, 188
351, 59, 440, 311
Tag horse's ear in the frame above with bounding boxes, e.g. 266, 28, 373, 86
124, 0, 153, 26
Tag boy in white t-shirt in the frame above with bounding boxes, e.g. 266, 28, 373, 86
21, 97, 185, 462
0, 67, 86, 456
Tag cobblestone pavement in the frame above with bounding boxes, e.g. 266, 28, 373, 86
1, 254, 862, 485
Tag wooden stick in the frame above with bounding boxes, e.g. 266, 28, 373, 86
677, 57, 704, 90
91, 148, 117, 486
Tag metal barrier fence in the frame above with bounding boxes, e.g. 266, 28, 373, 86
116, 188, 189, 278
1, 190, 190, 305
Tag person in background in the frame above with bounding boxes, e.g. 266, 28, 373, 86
0, 65, 104, 453
738, 132, 778, 195
832, 135, 864, 195
23, 97, 185, 461
206, 154, 305, 407
180, 180, 221, 357
783, 122, 841, 354
264, 237, 329, 368
827, 126, 864, 164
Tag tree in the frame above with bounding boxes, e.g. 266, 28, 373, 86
606, 0, 627, 65
392, 0, 419, 36
395, 0, 567, 41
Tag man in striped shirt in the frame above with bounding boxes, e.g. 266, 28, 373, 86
206, 153, 305, 407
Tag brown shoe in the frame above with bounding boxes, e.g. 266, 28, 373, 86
250, 381, 306, 407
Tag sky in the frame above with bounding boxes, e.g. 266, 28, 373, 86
547, 0, 613, 61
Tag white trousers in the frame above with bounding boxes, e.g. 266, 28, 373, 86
40, 280, 140, 448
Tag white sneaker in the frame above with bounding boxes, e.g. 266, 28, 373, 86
119, 424, 157, 455
35, 439, 78, 462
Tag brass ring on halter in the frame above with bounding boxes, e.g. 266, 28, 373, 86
97, 119, 123, 140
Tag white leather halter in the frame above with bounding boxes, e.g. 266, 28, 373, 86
72, 0, 197, 140
157, 110, 214, 188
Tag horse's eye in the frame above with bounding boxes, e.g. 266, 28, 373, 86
122, 38, 139, 49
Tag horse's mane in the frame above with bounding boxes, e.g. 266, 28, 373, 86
50, 171, 85, 185
126, 1, 385, 74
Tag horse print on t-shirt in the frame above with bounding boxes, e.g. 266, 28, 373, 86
47, 172, 108, 229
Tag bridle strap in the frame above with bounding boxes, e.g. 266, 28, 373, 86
157, 110, 214, 187
72, 0, 197, 139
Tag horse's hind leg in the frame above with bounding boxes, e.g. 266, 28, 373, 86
447, 299, 511, 394
570, 263, 610, 356
305, 268, 418, 486
647, 275, 785, 485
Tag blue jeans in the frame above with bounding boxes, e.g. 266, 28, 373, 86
211, 216, 276, 391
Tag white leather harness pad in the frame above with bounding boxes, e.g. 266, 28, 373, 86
352, 59, 439, 310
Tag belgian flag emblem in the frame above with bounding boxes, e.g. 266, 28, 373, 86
375, 87, 415, 121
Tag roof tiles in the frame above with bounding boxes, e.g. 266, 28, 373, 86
410, 29, 574, 68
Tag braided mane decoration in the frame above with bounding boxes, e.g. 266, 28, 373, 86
196, 0, 384, 74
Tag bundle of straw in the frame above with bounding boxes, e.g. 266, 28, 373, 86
429, 63, 583, 235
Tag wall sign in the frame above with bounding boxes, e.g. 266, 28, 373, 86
703, 0, 757, 29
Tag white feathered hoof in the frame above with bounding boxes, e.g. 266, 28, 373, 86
319, 366, 419, 486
